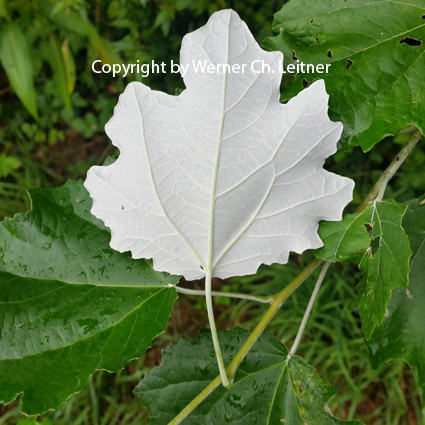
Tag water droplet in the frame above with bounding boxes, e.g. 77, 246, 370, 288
77, 318, 100, 334
224, 412, 233, 423
229, 393, 243, 407
102, 248, 113, 257
42, 242, 52, 250
17, 262, 27, 272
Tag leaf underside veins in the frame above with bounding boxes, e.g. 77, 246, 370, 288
84, 9, 354, 281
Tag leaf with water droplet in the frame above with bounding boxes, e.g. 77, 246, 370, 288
135, 328, 364, 424
0, 180, 178, 414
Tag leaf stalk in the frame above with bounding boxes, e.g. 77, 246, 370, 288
204, 270, 231, 387
175, 285, 273, 303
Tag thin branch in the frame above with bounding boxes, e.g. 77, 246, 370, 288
289, 262, 330, 356
357, 129, 422, 209
175, 286, 273, 304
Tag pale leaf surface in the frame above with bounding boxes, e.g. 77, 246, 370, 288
85, 9, 354, 280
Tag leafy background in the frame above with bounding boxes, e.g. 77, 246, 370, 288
0, 0, 424, 424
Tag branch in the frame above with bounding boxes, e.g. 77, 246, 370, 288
357, 129, 422, 210
289, 261, 330, 356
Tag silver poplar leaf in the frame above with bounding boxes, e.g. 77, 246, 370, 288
84, 9, 354, 280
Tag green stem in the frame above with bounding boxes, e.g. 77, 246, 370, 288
168, 376, 222, 425
357, 129, 422, 210
289, 261, 330, 356
205, 269, 231, 387
175, 286, 273, 303
226, 257, 322, 379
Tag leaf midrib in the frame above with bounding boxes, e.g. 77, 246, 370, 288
208, 13, 231, 274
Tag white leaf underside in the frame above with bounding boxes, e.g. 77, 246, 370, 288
84, 9, 354, 280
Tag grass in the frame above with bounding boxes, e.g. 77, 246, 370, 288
2, 256, 422, 424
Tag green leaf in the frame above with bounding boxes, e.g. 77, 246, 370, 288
39, 1, 121, 66
0, 23, 38, 119
41, 37, 73, 117
135, 328, 363, 425
358, 200, 411, 339
369, 198, 425, 398
0, 180, 178, 414
315, 207, 373, 263
264, 0, 425, 150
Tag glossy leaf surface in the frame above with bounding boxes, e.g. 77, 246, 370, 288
135, 328, 363, 424
0, 180, 178, 414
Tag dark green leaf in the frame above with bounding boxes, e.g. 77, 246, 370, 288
135, 328, 363, 425
0, 23, 38, 119
358, 200, 411, 339
264, 0, 425, 150
369, 198, 425, 398
316, 208, 372, 263
0, 180, 178, 414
